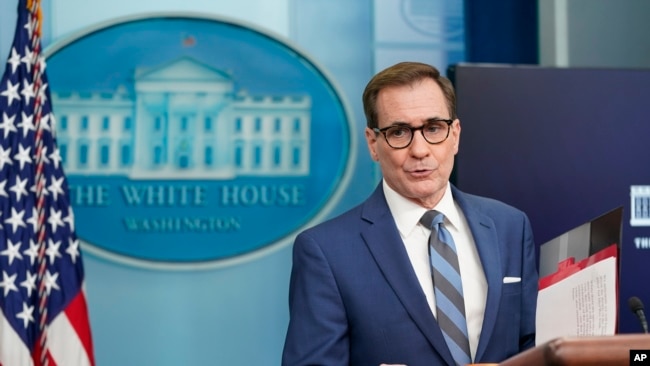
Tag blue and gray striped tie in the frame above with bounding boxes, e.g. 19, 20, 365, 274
421, 210, 471, 366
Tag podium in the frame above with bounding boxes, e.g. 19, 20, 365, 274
499, 334, 650, 365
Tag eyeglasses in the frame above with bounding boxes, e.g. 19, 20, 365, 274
373, 119, 453, 149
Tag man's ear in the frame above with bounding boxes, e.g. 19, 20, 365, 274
365, 127, 379, 161
453, 119, 461, 151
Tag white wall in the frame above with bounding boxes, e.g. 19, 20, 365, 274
539, 0, 650, 68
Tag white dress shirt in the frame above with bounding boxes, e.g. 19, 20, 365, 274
383, 180, 487, 361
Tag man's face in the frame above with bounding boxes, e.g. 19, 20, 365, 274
365, 78, 460, 209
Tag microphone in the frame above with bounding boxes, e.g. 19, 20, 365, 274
628, 296, 649, 333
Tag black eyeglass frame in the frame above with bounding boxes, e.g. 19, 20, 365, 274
372, 119, 454, 149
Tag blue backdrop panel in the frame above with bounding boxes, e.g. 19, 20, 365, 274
463, 0, 538, 64
452, 64, 650, 333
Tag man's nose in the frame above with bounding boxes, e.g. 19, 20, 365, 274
409, 130, 430, 154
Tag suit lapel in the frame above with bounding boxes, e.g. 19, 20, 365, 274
452, 187, 503, 362
360, 185, 456, 366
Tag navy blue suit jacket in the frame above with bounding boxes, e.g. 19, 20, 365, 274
282, 184, 538, 366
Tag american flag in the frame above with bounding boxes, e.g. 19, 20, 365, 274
0, 0, 95, 365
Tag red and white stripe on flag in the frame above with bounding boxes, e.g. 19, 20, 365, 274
0, 0, 95, 365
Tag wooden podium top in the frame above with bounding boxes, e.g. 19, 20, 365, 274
499, 334, 650, 365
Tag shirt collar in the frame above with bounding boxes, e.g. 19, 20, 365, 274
383, 180, 461, 236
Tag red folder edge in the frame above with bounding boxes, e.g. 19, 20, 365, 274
538, 243, 618, 290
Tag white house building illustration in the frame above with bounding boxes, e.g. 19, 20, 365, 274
631, 185, 650, 227
51, 56, 312, 179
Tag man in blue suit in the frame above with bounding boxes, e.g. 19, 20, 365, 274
282, 62, 538, 366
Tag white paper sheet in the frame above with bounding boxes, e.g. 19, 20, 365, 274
535, 256, 617, 345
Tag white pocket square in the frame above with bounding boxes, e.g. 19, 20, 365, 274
503, 276, 521, 283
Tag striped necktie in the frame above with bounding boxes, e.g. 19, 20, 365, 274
420, 210, 471, 366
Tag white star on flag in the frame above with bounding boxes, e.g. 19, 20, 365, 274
19, 270, 37, 296
0, 80, 20, 106
0, 239, 23, 264
7, 48, 22, 74
9, 175, 28, 201
45, 238, 62, 264
13, 143, 32, 170
15, 302, 35, 329
0, 112, 18, 138
17, 110, 36, 137
48, 175, 65, 201
20, 79, 35, 105
0, 270, 18, 296
22, 239, 39, 265
4, 207, 26, 233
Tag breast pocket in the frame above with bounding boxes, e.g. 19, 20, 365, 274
502, 281, 522, 295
